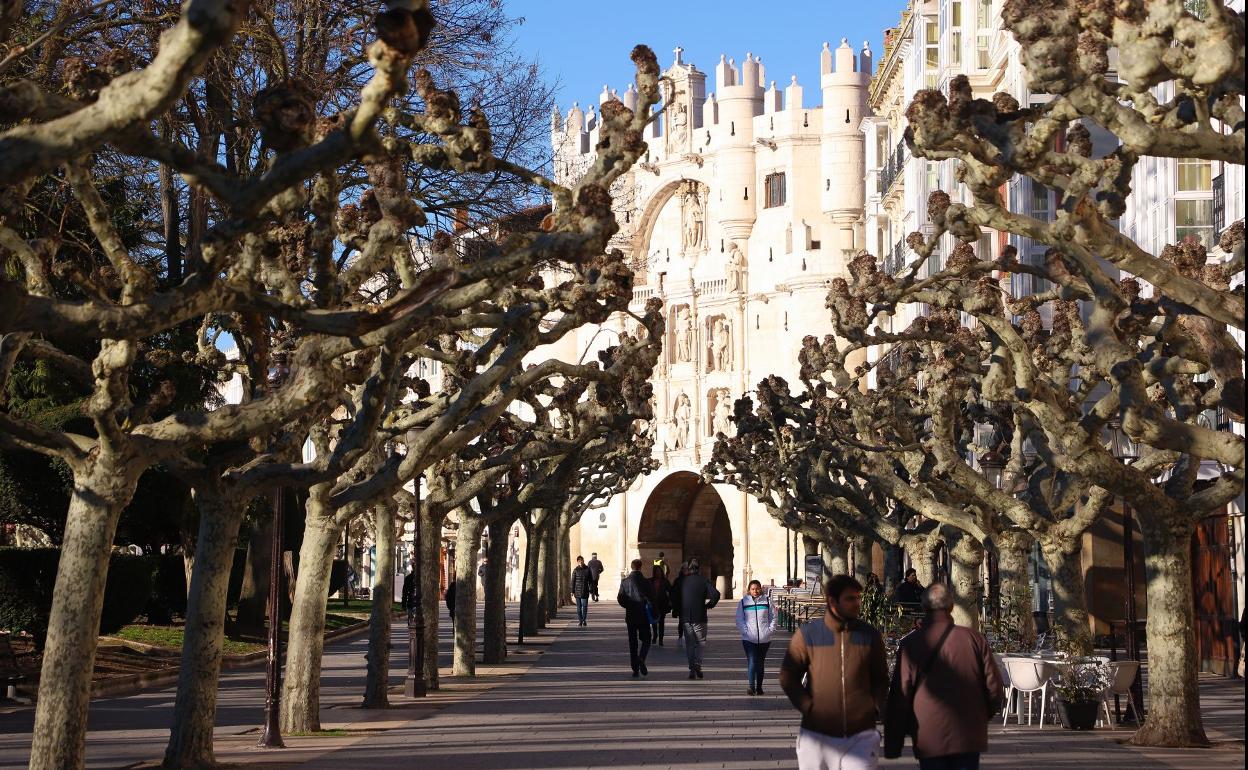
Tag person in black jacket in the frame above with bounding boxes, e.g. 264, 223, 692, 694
671, 562, 689, 644
617, 558, 657, 678
892, 568, 924, 607
571, 556, 594, 627
679, 559, 721, 679
649, 564, 673, 645
444, 578, 457, 622
587, 553, 605, 601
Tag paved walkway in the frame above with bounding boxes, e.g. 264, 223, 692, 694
1, 603, 1243, 769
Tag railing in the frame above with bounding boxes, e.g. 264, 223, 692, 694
883, 238, 907, 276
698, 278, 727, 297
879, 140, 907, 195
630, 286, 655, 306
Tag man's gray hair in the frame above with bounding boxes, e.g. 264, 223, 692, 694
921, 583, 954, 612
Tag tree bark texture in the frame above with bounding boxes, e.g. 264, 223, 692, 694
851, 537, 872, 586
419, 509, 442, 690
1040, 542, 1091, 655
482, 518, 510, 664
541, 523, 559, 620
236, 519, 272, 633
280, 493, 340, 734
903, 533, 939, 587
29, 458, 141, 770
519, 512, 541, 637
162, 488, 245, 769
362, 500, 395, 708
821, 533, 848, 578
882, 545, 902, 594
534, 522, 551, 628
556, 524, 571, 608
994, 533, 1036, 646
452, 514, 482, 676
948, 532, 983, 630
1129, 519, 1208, 747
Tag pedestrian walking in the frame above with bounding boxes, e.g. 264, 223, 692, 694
779, 574, 889, 770
444, 578, 457, 623
892, 568, 924, 608
617, 558, 657, 678
571, 555, 594, 626
649, 565, 673, 644
653, 551, 670, 578
401, 569, 416, 612
671, 562, 689, 645
678, 559, 720, 679
736, 579, 777, 695
883, 583, 1004, 769
587, 552, 605, 601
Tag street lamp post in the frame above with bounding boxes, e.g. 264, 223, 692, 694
979, 449, 1007, 622
1107, 421, 1142, 723
257, 487, 285, 748
404, 475, 426, 698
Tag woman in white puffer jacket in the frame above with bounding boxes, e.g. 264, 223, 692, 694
735, 579, 777, 695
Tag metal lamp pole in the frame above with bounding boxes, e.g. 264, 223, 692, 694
1108, 421, 1143, 723
258, 487, 286, 748
404, 475, 426, 698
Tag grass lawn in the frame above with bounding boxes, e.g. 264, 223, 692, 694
114, 625, 265, 656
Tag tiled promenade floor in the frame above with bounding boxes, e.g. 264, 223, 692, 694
0, 602, 1242, 769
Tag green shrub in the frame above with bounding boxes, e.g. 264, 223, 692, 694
0, 548, 156, 647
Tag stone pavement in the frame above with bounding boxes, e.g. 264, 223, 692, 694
1, 602, 1243, 769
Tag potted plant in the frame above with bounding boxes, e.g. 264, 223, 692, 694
1052, 661, 1111, 730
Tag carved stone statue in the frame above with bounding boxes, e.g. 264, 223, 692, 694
669, 101, 689, 150
711, 317, 732, 371
727, 241, 746, 293
712, 390, 733, 436
675, 306, 693, 363
672, 392, 691, 449
681, 186, 704, 252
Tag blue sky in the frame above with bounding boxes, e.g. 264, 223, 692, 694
506, 1, 904, 114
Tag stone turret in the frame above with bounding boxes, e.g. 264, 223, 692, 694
820, 38, 870, 256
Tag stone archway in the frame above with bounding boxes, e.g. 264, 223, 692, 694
637, 471, 734, 599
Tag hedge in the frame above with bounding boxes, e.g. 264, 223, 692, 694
0, 548, 156, 647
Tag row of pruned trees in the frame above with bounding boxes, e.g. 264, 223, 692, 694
707, 0, 1243, 750
0, 2, 665, 769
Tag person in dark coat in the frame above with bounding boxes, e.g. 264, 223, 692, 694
649, 564, 673, 645
678, 559, 721, 679
892, 568, 924, 607
587, 552, 605, 601
671, 562, 689, 644
617, 558, 657, 678
884, 583, 1004, 768
401, 569, 416, 612
444, 578, 457, 622
570, 556, 594, 626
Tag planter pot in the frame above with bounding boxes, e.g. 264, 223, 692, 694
1056, 698, 1099, 730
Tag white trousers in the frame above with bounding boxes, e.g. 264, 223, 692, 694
796, 728, 880, 770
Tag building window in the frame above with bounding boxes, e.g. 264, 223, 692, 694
925, 21, 939, 88
976, 0, 993, 68
1177, 158, 1212, 192
949, 1, 963, 67
1175, 198, 1214, 248
1030, 179, 1052, 222
764, 172, 786, 208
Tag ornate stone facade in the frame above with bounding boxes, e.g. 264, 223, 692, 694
550, 42, 870, 597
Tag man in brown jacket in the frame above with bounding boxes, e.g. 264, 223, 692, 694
884, 583, 1004, 770
780, 574, 889, 769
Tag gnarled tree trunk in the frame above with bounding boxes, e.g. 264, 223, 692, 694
994, 531, 1035, 647
520, 510, 542, 637
903, 531, 940, 587
29, 456, 142, 770
882, 545, 902, 594
163, 484, 245, 768
851, 537, 872, 586
1130, 517, 1208, 747
452, 513, 482, 676
280, 488, 340, 733
236, 518, 272, 633
948, 532, 983, 630
1040, 541, 1091, 655
420, 508, 442, 690
534, 520, 551, 627
821, 532, 848, 578
362, 500, 396, 708
482, 518, 510, 664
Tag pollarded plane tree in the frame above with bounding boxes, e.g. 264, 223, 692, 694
0, 5, 665, 770
899, 0, 1244, 747
269, 52, 666, 731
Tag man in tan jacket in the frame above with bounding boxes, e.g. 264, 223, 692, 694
780, 574, 889, 769
883, 583, 1004, 769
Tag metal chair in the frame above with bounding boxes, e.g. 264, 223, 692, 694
1100, 660, 1142, 726
1002, 657, 1057, 727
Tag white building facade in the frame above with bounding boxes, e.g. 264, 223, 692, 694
549, 42, 872, 598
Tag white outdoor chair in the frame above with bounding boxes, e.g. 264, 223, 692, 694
1002, 657, 1057, 727
1100, 660, 1142, 726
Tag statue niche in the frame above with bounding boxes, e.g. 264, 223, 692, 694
726, 240, 747, 293
671, 391, 692, 450
708, 387, 733, 437
679, 181, 705, 254
670, 304, 694, 364
704, 315, 733, 373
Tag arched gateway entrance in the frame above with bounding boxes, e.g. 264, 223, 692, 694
637, 471, 734, 599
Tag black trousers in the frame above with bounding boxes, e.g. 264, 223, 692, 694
626, 620, 652, 672
650, 615, 666, 643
